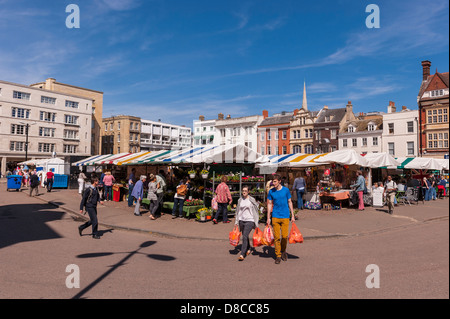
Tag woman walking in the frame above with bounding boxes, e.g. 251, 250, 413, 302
131, 175, 146, 216
102, 171, 115, 201
78, 169, 87, 196
234, 186, 260, 261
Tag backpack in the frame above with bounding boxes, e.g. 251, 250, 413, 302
177, 184, 188, 196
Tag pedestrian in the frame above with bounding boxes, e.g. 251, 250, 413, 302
384, 175, 397, 215
147, 174, 158, 220
351, 171, 366, 211
234, 186, 259, 261
78, 169, 87, 196
29, 170, 40, 197
172, 179, 189, 219
102, 171, 115, 201
155, 170, 167, 216
429, 174, 437, 200
127, 168, 137, 207
45, 169, 55, 192
292, 173, 306, 210
423, 177, 431, 201
213, 175, 233, 224
98, 170, 105, 201
131, 175, 146, 216
267, 174, 295, 264
78, 177, 104, 239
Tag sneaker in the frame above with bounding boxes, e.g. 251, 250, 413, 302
238, 255, 244, 261
281, 252, 288, 261
275, 257, 281, 264
92, 235, 101, 239
213, 219, 218, 224
223, 220, 231, 224
172, 215, 177, 219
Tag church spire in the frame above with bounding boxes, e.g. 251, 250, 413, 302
302, 81, 308, 111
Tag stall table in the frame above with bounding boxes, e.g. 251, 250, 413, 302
140, 199, 203, 218
319, 190, 351, 209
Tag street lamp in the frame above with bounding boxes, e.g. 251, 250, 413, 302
19, 121, 36, 162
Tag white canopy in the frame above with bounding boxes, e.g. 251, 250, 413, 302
404, 157, 445, 170
314, 149, 369, 167
18, 158, 65, 166
363, 153, 401, 169
189, 144, 269, 164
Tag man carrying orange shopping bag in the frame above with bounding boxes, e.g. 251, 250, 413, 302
267, 174, 295, 264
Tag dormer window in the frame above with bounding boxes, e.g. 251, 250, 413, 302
348, 125, 355, 133
368, 123, 376, 131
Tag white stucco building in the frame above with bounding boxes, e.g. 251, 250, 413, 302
0, 80, 93, 176
382, 102, 419, 158
140, 119, 191, 151
192, 115, 216, 147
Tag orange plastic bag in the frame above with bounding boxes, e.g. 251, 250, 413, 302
261, 225, 274, 246
229, 225, 241, 247
252, 227, 263, 247
289, 222, 304, 244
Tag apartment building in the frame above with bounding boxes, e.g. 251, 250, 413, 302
381, 103, 418, 158
102, 115, 141, 154
258, 110, 293, 156
417, 60, 449, 158
0, 80, 93, 176
30, 78, 103, 156
193, 116, 216, 146
140, 119, 191, 151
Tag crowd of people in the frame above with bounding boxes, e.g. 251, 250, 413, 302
6, 166, 58, 194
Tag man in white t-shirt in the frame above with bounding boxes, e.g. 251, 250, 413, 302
384, 176, 397, 215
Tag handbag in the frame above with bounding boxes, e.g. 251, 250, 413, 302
211, 196, 218, 210
261, 225, 274, 246
252, 227, 263, 247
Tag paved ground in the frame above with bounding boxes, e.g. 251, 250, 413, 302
13, 185, 449, 242
0, 183, 448, 300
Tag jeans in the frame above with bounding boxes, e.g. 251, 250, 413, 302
214, 202, 229, 222
128, 184, 135, 206
239, 221, 255, 255
296, 189, 305, 209
430, 187, 437, 200
134, 198, 141, 215
386, 192, 395, 213
272, 218, 289, 258
149, 199, 158, 217
46, 178, 53, 192
105, 186, 113, 201
172, 198, 185, 217
424, 188, 431, 201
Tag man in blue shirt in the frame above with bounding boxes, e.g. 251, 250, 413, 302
267, 174, 295, 264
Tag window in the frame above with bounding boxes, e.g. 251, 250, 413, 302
118, 122, 121, 130
430, 90, 445, 97
40, 111, 56, 122
275, 131, 279, 140
342, 139, 348, 148
64, 115, 79, 125
368, 123, 376, 131
11, 107, 30, 119
331, 129, 337, 139
13, 91, 30, 100
293, 130, 297, 139
362, 138, 367, 146
407, 142, 414, 155
41, 96, 56, 104
11, 124, 25, 135
427, 131, 449, 149
305, 144, 313, 154
64, 145, 77, 154
388, 143, 395, 156
407, 121, 414, 133
38, 143, 55, 153
293, 145, 301, 154
282, 145, 287, 155
267, 146, 271, 155
348, 125, 355, 133
352, 139, 357, 147
63, 130, 78, 139
10, 141, 24, 151
40, 127, 56, 137
282, 130, 287, 140
373, 137, 378, 146
388, 123, 394, 134
267, 131, 271, 140
65, 100, 79, 108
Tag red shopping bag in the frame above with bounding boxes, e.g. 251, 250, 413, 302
229, 225, 241, 247
261, 225, 274, 246
289, 222, 304, 244
252, 227, 263, 247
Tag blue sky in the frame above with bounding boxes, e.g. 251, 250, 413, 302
1, 0, 448, 127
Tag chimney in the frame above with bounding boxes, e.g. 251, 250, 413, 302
262, 110, 269, 119
45, 78, 56, 90
346, 101, 353, 121
422, 60, 431, 81
402, 106, 408, 111
387, 101, 396, 113
323, 105, 328, 110
293, 108, 299, 116
226, 114, 231, 119
218, 113, 224, 120
199, 115, 205, 121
